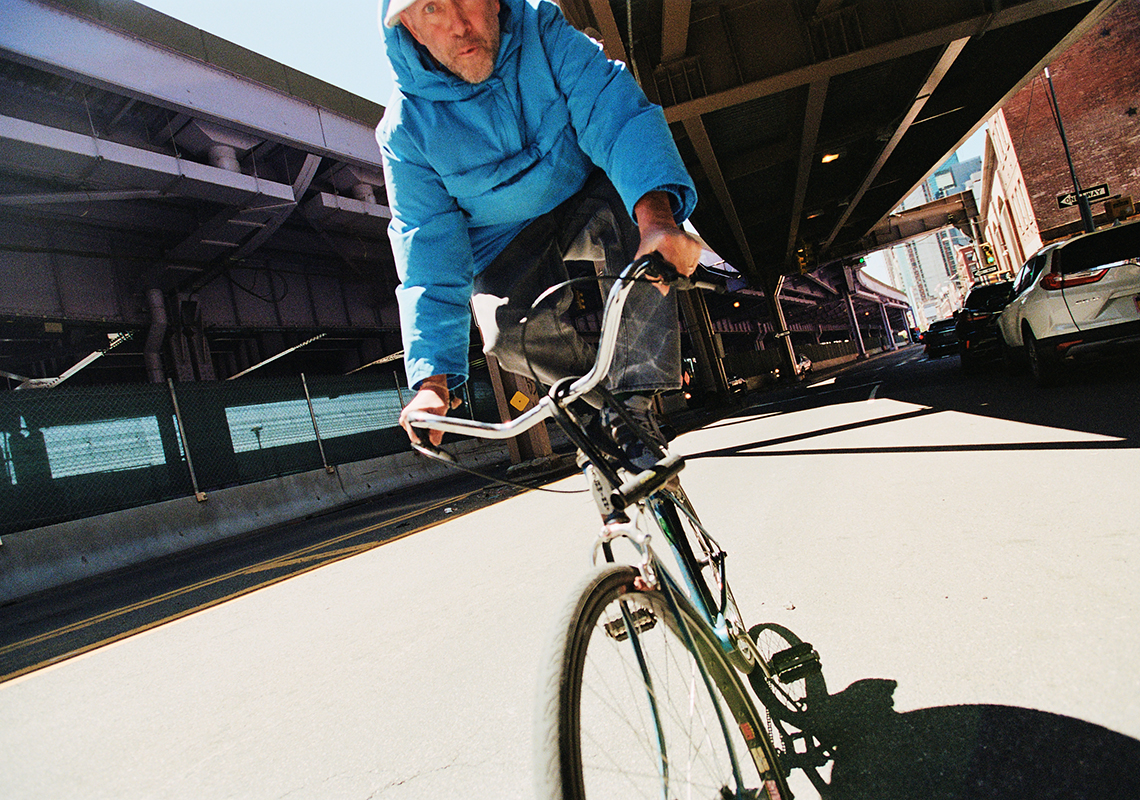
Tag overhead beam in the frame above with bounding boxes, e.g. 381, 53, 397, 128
868, 190, 979, 249
0, 114, 295, 207
822, 37, 970, 252
0, 0, 382, 167
583, 0, 628, 63
662, 0, 1105, 124
869, 0, 1122, 236
0, 189, 164, 206
682, 116, 757, 274
785, 79, 828, 268
661, 0, 693, 62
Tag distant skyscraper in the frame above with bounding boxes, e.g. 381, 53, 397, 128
880, 154, 982, 323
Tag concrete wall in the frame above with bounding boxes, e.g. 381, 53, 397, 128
0, 439, 511, 605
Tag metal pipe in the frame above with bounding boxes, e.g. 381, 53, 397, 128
168, 379, 206, 502
301, 373, 333, 474
144, 288, 167, 384
226, 333, 326, 380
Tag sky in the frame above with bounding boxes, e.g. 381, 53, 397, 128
134, 0, 397, 103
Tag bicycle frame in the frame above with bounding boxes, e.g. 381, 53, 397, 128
407, 253, 772, 673
612, 487, 768, 677
407, 254, 804, 796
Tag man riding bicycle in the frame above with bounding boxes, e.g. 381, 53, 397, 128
376, 0, 702, 465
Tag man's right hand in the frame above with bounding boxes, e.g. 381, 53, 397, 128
399, 375, 449, 446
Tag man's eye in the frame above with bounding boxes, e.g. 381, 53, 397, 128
423, 2, 437, 12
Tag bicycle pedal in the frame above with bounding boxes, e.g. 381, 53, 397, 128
769, 642, 821, 682
603, 607, 657, 641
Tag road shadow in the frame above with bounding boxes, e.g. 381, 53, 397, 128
682, 349, 1140, 458
805, 677, 1140, 799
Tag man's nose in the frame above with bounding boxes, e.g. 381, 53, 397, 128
448, 7, 472, 35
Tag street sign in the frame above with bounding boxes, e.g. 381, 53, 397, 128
1057, 183, 1109, 208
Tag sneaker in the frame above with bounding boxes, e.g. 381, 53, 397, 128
600, 394, 668, 473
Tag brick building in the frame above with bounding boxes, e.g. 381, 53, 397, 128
995, 0, 1140, 242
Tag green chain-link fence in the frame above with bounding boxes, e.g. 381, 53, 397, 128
0, 370, 498, 536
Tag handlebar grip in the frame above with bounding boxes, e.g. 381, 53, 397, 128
405, 410, 444, 429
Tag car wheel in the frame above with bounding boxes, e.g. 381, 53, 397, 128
1024, 327, 1061, 387
1000, 333, 1024, 375
958, 340, 977, 375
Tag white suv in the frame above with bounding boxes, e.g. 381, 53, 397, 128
997, 220, 1140, 384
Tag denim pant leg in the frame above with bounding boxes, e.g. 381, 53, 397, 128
471, 172, 681, 397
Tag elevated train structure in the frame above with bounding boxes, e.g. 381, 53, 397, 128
8, 0, 1119, 392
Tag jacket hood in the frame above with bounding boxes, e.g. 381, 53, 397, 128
380, 0, 521, 102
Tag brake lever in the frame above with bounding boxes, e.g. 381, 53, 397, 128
639, 252, 727, 294
671, 275, 727, 294
411, 440, 456, 464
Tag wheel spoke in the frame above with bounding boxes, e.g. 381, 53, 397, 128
537, 566, 789, 800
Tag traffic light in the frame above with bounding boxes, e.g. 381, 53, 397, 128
981, 242, 996, 266
794, 242, 814, 274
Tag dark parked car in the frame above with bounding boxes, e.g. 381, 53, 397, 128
923, 318, 958, 357
956, 280, 1014, 374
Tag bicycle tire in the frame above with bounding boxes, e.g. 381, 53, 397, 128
535, 565, 790, 800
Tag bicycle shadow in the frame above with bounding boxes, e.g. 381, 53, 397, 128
809, 678, 1140, 799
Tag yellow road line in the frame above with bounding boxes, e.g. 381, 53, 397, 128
0, 513, 466, 684
0, 489, 482, 660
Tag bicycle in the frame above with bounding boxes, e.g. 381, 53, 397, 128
407, 253, 832, 800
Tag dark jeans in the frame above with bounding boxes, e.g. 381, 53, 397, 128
471, 172, 681, 402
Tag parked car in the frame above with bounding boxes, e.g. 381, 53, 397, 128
923, 317, 959, 358
956, 280, 1014, 374
997, 220, 1140, 385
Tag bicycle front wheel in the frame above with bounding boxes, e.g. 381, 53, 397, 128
535, 565, 789, 800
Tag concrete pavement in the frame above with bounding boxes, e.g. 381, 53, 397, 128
1, 350, 1137, 798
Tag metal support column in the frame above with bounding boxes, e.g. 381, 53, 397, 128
879, 303, 898, 351
843, 267, 867, 357
168, 379, 207, 502
678, 287, 729, 397
771, 276, 801, 378
301, 373, 335, 474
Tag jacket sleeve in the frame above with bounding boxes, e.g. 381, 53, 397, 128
380, 127, 475, 391
535, 2, 697, 224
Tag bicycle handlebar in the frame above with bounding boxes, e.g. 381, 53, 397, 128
405, 252, 719, 441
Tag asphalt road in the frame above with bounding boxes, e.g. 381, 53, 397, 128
2, 345, 1138, 799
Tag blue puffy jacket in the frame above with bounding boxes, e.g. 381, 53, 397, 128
376, 0, 697, 390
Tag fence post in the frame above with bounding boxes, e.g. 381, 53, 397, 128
301, 373, 334, 474
168, 379, 207, 502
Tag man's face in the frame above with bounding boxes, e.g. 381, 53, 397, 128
400, 0, 502, 84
